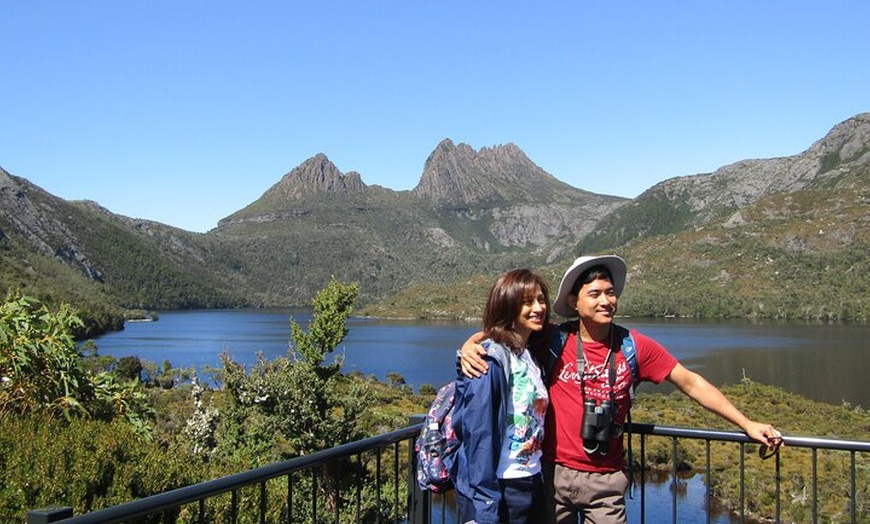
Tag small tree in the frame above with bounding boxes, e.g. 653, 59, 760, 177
418, 383, 437, 396
213, 278, 387, 518
115, 356, 144, 382
386, 372, 406, 388
217, 277, 373, 458
290, 275, 358, 373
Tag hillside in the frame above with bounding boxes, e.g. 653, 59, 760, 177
1, 114, 868, 331
586, 114, 870, 321
0, 170, 247, 324
578, 113, 870, 252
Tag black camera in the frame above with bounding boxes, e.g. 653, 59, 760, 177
581, 398, 617, 455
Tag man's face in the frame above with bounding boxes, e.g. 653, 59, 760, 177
569, 277, 618, 325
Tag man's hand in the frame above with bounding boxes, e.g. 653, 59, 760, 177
459, 331, 488, 378
743, 421, 784, 453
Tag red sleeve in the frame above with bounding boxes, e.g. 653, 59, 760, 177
630, 329, 678, 384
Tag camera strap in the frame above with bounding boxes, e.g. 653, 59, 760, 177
576, 328, 617, 402
576, 328, 639, 498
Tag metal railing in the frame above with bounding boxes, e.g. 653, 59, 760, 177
33, 424, 422, 524
30, 422, 870, 524
627, 423, 870, 524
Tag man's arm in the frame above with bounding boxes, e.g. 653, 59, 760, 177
458, 331, 488, 378
667, 363, 782, 447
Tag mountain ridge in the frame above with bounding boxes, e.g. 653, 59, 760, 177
577, 113, 870, 252
1, 114, 867, 329
220, 138, 622, 227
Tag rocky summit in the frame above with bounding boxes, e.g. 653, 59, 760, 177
412, 139, 563, 204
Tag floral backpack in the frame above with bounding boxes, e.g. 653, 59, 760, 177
414, 341, 513, 492
414, 381, 459, 492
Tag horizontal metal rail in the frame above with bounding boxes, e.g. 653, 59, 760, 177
49, 425, 421, 524
628, 423, 870, 452
34, 422, 869, 524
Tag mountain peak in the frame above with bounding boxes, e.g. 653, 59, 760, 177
264, 153, 367, 200
411, 139, 557, 204
215, 154, 369, 226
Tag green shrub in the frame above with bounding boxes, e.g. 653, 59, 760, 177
0, 415, 199, 521
0, 293, 155, 438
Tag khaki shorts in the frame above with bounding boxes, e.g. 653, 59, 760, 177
543, 461, 629, 524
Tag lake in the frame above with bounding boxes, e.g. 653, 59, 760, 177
88, 309, 870, 407
86, 310, 869, 523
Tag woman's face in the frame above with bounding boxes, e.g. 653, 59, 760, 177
514, 283, 547, 341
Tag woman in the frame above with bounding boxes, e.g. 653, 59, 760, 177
452, 269, 552, 523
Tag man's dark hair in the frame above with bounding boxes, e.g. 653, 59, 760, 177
570, 265, 614, 295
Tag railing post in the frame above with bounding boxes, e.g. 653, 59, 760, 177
26, 507, 73, 523
408, 414, 429, 524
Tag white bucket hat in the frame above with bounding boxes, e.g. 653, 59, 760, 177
553, 255, 627, 317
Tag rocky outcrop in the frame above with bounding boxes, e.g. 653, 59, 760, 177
0, 169, 104, 281
263, 153, 367, 200
647, 113, 870, 221
411, 139, 559, 204
218, 154, 371, 226
579, 113, 870, 252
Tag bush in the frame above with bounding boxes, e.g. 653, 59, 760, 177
0, 294, 89, 417
0, 415, 199, 521
217, 278, 373, 458
0, 292, 154, 437
115, 356, 144, 381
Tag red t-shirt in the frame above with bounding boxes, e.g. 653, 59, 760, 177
542, 327, 678, 472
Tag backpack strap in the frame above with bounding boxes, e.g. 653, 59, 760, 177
616, 324, 640, 499
482, 340, 513, 387
544, 321, 575, 383
616, 325, 639, 403
481, 340, 513, 427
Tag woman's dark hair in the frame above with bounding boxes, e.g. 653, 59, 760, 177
483, 269, 552, 354
570, 265, 614, 295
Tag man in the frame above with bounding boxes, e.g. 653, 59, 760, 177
460, 254, 782, 523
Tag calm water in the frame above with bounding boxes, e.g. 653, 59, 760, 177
86, 311, 869, 524
88, 310, 870, 407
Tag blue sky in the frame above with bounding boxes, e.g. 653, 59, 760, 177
2, 2, 867, 233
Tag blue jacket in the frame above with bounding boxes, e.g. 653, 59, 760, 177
451, 341, 511, 524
